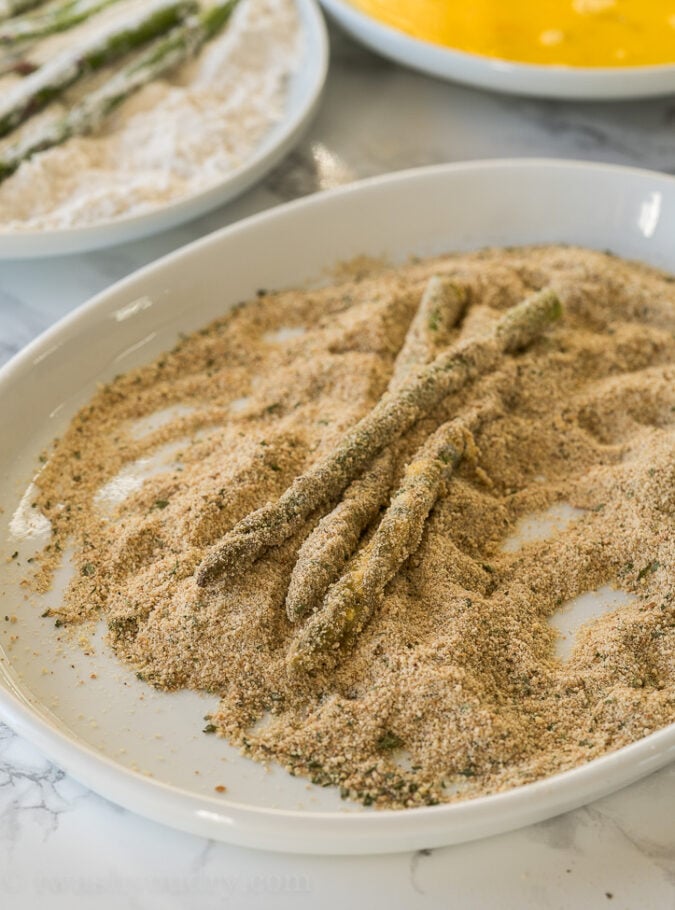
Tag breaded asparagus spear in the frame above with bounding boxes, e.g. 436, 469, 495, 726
389, 274, 469, 388
285, 450, 396, 622
286, 408, 489, 672
0, 0, 197, 139
195, 288, 562, 587
285, 275, 468, 621
0, 0, 239, 183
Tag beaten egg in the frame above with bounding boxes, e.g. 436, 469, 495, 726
349, 0, 675, 67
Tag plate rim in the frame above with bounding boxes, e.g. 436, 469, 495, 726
1, 157, 674, 853
0, 0, 329, 260
320, 0, 675, 100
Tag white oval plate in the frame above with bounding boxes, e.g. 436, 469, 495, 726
0, 0, 328, 260
320, 0, 675, 100
0, 160, 674, 854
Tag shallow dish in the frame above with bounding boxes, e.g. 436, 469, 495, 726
0, 159, 674, 854
0, 0, 328, 260
320, 0, 675, 100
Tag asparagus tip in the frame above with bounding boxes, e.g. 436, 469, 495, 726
497, 288, 562, 353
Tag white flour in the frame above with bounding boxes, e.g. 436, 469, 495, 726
0, 0, 301, 231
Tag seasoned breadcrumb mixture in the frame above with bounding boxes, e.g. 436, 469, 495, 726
30, 245, 674, 808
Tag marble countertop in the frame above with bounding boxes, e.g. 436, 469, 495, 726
1, 20, 674, 910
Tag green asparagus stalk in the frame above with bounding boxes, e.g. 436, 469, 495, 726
195, 288, 562, 587
389, 275, 469, 389
285, 275, 468, 621
0, 0, 240, 183
0, 0, 126, 45
285, 451, 395, 622
286, 408, 490, 672
0, 0, 49, 24
0, 0, 197, 139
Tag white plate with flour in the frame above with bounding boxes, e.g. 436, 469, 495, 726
320, 0, 675, 100
0, 160, 674, 854
0, 0, 328, 259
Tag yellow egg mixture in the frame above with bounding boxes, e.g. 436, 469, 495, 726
349, 0, 675, 67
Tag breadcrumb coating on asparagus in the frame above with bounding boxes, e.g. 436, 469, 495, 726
285, 274, 469, 621
195, 288, 562, 586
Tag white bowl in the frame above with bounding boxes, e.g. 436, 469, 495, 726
0, 160, 674, 854
320, 0, 675, 100
0, 0, 329, 260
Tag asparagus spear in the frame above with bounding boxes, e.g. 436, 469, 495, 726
285, 450, 395, 622
0, 0, 125, 45
285, 276, 468, 621
389, 274, 469, 389
0, 0, 197, 139
195, 288, 562, 587
0, 0, 49, 24
286, 408, 491, 672
0, 0, 240, 183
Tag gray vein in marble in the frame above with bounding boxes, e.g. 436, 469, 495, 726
0, 721, 88, 847
587, 806, 675, 887
510, 99, 675, 172
190, 837, 217, 875
409, 849, 432, 896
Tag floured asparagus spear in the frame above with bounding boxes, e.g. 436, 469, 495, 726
0, 0, 197, 138
0, 0, 124, 44
195, 288, 562, 587
0, 0, 48, 24
285, 275, 468, 621
0, 0, 240, 183
286, 406, 492, 672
